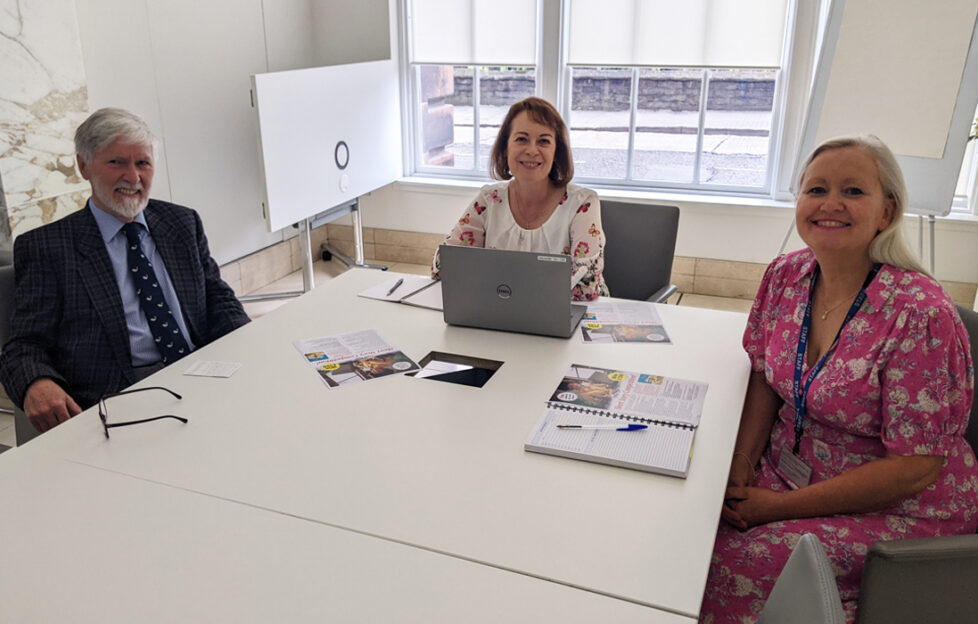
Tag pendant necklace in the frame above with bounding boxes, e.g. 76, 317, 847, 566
820, 289, 861, 320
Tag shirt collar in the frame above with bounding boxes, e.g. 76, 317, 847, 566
88, 199, 149, 244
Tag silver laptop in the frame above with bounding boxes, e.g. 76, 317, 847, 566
439, 245, 587, 338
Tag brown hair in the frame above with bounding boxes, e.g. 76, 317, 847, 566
489, 97, 573, 187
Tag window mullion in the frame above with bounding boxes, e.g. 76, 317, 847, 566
539, 0, 561, 102
472, 66, 481, 175
625, 67, 639, 181
693, 68, 709, 185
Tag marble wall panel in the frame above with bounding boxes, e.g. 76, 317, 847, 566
6, 189, 88, 239
0, 0, 90, 243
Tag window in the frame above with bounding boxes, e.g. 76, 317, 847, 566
567, 66, 779, 189
403, 0, 798, 195
952, 111, 978, 214
413, 65, 536, 172
406, 0, 539, 175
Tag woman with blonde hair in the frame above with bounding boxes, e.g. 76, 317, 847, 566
699, 135, 978, 622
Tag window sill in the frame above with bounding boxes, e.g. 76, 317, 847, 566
395, 175, 794, 216
393, 176, 978, 229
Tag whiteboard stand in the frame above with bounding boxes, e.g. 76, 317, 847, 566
912, 214, 937, 275
237, 218, 313, 303
318, 198, 387, 272
238, 200, 386, 304
927, 215, 935, 275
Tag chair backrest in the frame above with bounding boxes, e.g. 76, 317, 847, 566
955, 305, 978, 454
600, 201, 679, 301
758, 533, 845, 624
0, 251, 14, 348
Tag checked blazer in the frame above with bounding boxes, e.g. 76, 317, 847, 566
0, 199, 250, 410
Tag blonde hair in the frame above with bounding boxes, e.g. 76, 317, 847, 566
797, 135, 927, 274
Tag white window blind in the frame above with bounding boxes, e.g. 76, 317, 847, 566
568, 0, 788, 67
410, 0, 538, 65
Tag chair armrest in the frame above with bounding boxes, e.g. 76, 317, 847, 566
855, 534, 978, 624
868, 533, 978, 560
646, 284, 678, 304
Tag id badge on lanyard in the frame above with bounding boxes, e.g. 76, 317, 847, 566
783, 264, 879, 489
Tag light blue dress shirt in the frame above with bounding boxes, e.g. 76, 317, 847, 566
89, 201, 196, 366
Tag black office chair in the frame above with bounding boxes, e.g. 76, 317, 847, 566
600, 201, 679, 303
760, 304, 978, 623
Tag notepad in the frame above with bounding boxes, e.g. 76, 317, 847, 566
524, 364, 708, 478
358, 276, 443, 311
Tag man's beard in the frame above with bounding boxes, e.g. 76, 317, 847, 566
92, 180, 149, 220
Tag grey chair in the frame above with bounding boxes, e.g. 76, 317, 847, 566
0, 249, 39, 446
758, 533, 845, 624
0, 249, 14, 451
0, 249, 14, 414
852, 305, 978, 623
600, 201, 679, 303
759, 305, 978, 623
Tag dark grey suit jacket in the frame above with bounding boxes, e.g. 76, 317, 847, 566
0, 199, 250, 410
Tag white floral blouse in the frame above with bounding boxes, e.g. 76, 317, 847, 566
431, 181, 608, 301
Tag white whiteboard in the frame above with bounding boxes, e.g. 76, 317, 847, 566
252, 60, 402, 232
796, 0, 978, 216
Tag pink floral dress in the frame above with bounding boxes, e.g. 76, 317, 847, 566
431, 181, 608, 301
699, 248, 978, 623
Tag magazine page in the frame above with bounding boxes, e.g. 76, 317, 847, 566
547, 364, 707, 427
293, 329, 419, 389
580, 300, 671, 344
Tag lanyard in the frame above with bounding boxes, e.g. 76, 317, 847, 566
792, 264, 880, 454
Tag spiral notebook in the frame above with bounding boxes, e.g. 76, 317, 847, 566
524, 364, 708, 478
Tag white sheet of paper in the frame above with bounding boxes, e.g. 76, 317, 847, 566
359, 276, 437, 302
414, 360, 474, 379
183, 360, 243, 378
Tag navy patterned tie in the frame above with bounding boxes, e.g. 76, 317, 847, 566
123, 222, 191, 365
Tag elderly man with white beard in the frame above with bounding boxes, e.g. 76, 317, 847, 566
0, 108, 249, 434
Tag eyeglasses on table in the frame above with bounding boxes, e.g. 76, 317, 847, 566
98, 386, 187, 439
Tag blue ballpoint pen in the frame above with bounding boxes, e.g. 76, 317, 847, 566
556, 423, 648, 431
386, 278, 404, 296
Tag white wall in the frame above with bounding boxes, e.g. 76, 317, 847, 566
75, 0, 278, 265
73, 0, 395, 265
69, 0, 978, 284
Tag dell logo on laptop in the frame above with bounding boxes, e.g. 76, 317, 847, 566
496, 284, 512, 299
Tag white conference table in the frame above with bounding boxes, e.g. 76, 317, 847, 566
11, 268, 751, 621
0, 450, 688, 623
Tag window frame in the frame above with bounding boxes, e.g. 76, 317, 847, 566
560, 64, 782, 195
400, 0, 816, 201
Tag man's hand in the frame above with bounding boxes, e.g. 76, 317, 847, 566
23, 378, 82, 433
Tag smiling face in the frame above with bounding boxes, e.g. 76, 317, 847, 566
795, 146, 895, 261
77, 137, 155, 222
506, 111, 557, 185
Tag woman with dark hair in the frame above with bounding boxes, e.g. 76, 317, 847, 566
432, 97, 607, 300
699, 135, 978, 622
